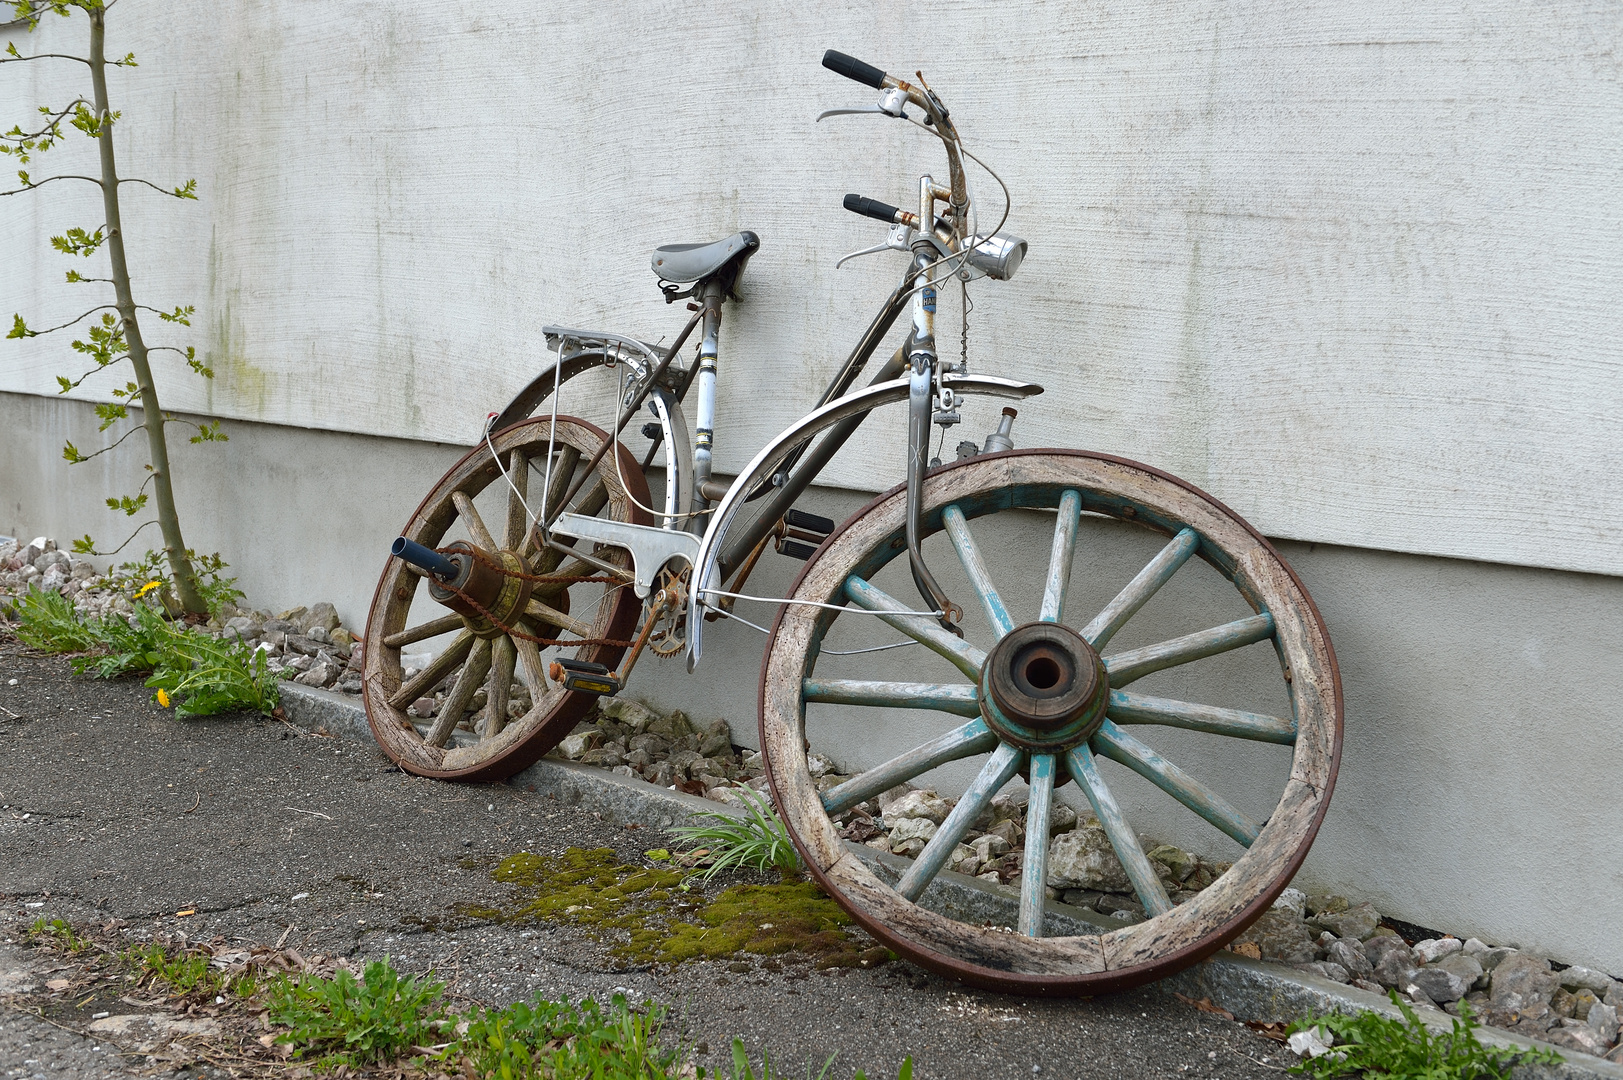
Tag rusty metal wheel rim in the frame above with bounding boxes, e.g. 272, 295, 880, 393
758, 449, 1342, 994
362, 416, 651, 782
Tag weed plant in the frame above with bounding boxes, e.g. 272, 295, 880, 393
267, 959, 446, 1069
27, 916, 89, 953
123, 941, 257, 999
668, 788, 802, 881
12, 584, 280, 716
1287, 991, 1562, 1079
452, 992, 678, 1079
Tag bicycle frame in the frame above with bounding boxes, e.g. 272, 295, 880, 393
498, 54, 1033, 673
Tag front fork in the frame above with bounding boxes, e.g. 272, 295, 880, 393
905, 245, 961, 628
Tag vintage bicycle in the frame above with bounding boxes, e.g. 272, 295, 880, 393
361, 52, 1342, 995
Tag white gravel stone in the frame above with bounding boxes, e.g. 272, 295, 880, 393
883, 789, 951, 825
1412, 937, 1463, 964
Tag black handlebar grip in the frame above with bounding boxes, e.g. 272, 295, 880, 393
822, 50, 887, 89
844, 193, 902, 223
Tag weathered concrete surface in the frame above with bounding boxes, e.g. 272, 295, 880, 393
277, 685, 1623, 1079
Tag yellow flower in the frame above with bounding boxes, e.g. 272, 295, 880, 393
156, 688, 171, 708
134, 580, 162, 598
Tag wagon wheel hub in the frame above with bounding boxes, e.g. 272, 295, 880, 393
979, 621, 1109, 752
425, 540, 534, 640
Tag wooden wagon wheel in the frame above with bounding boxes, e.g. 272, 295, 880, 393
759, 449, 1342, 994
362, 416, 652, 781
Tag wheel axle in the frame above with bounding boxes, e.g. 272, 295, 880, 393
979, 621, 1108, 751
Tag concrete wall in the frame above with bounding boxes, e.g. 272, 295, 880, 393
4, 391, 1621, 974
3, 2, 1621, 574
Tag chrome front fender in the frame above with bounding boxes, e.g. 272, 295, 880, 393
685, 373, 1043, 671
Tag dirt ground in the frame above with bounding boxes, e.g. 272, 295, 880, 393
0, 639, 1297, 1079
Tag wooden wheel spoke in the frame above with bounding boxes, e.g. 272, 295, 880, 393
1065, 743, 1173, 917
387, 631, 474, 709
513, 637, 549, 698
482, 637, 516, 738
542, 445, 582, 520
896, 742, 1023, 902
844, 576, 986, 680
383, 613, 464, 650
1107, 688, 1296, 744
425, 638, 493, 748
525, 598, 594, 639
1081, 527, 1199, 649
942, 505, 1014, 637
1104, 613, 1275, 689
502, 449, 529, 550
819, 719, 997, 817
451, 490, 499, 552
1039, 489, 1082, 623
1092, 720, 1261, 847
802, 679, 980, 718
1019, 753, 1057, 937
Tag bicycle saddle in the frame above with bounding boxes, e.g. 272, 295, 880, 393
651, 231, 760, 285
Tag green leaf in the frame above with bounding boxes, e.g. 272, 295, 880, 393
64, 269, 82, 283
51, 226, 104, 257
56, 375, 73, 393
62, 441, 86, 463
189, 419, 227, 444
70, 535, 96, 555
644, 849, 670, 861
8, 314, 33, 339
93, 401, 127, 431
106, 493, 148, 516
172, 178, 196, 200
158, 304, 194, 325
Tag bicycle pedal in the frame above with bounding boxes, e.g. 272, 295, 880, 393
784, 508, 836, 536
776, 539, 819, 561
548, 657, 621, 697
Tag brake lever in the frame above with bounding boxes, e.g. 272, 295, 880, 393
816, 106, 892, 122
836, 220, 914, 269
817, 86, 911, 123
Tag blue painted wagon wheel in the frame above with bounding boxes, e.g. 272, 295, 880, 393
758, 449, 1341, 994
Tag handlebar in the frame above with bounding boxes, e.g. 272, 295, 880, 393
822, 50, 886, 89
821, 49, 970, 244
843, 193, 906, 225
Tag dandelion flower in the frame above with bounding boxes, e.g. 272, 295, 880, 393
134, 580, 162, 598
156, 688, 171, 708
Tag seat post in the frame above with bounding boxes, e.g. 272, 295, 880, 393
688, 278, 726, 533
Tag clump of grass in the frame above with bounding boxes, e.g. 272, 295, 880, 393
26, 916, 90, 953
668, 788, 801, 881
13, 587, 104, 652
13, 584, 280, 716
451, 992, 678, 1079
1287, 991, 1562, 1078
122, 940, 257, 999
481, 847, 890, 970
266, 958, 445, 1070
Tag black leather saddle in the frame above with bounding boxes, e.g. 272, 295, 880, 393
651, 231, 760, 297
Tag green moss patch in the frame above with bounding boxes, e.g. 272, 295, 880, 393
471, 847, 891, 971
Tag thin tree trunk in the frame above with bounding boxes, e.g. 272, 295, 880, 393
87, 8, 206, 615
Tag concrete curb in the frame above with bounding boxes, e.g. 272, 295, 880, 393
278, 683, 1623, 1079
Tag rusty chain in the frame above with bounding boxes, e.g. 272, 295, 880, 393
427, 543, 634, 649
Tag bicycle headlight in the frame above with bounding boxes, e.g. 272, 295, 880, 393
965, 232, 1027, 281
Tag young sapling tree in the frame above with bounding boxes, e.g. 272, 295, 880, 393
2, 0, 222, 616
